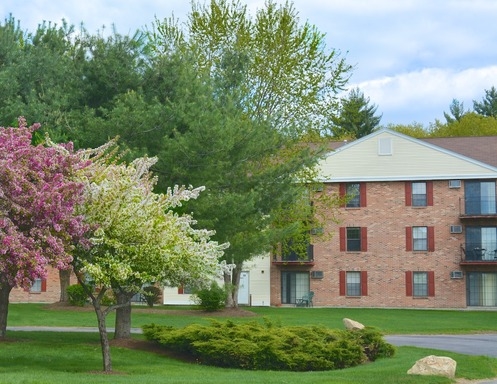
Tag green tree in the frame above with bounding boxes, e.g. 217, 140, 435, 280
142, 1, 349, 306
148, 0, 352, 136
473, 86, 497, 118
0, 17, 82, 133
430, 112, 497, 137
387, 122, 430, 138
332, 87, 382, 139
444, 98, 468, 124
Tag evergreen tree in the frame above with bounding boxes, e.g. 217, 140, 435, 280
332, 88, 382, 139
473, 86, 497, 118
443, 98, 468, 124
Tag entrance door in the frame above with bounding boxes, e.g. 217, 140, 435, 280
237, 271, 250, 305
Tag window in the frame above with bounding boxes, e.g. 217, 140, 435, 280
347, 227, 361, 251
405, 226, 435, 252
405, 271, 435, 297
339, 183, 366, 208
30, 278, 46, 293
465, 181, 496, 215
347, 272, 361, 296
281, 271, 310, 305
405, 181, 433, 206
413, 272, 428, 296
178, 285, 194, 294
413, 226, 427, 251
346, 183, 360, 207
339, 271, 368, 296
465, 226, 497, 261
340, 227, 368, 252
467, 272, 497, 306
412, 182, 427, 206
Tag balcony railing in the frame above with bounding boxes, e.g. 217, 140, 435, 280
461, 243, 497, 262
460, 198, 497, 218
273, 244, 314, 265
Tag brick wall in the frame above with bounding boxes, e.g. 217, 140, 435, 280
271, 180, 468, 308
10, 267, 73, 303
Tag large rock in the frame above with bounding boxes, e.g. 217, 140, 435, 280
343, 318, 365, 330
407, 355, 457, 378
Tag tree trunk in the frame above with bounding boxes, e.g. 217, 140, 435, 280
92, 298, 112, 372
59, 269, 71, 302
225, 265, 242, 308
0, 282, 13, 338
224, 272, 235, 308
114, 290, 133, 340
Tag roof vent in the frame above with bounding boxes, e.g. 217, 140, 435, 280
378, 138, 392, 156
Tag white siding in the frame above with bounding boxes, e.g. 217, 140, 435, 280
162, 254, 271, 306
318, 130, 497, 182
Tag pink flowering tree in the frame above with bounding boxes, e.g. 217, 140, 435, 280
72, 148, 228, 372
0, 118, 90, 338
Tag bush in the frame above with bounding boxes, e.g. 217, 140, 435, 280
142, 319, 395, 371
143, 285, 162, 307
66, 284, 88, 307
192, 281, 227, 311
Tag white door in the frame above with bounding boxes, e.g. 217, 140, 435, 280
237, 271, 250, 305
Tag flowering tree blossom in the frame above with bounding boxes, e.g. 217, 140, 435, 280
72, 146, 227, 372
0, 118, 89, 337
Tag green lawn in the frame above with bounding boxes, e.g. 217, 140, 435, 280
1, 304, 497, 384
7, 303, 497, 334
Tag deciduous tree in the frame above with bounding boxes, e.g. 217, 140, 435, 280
0, 118, 89, 337
71, 142, 226, 372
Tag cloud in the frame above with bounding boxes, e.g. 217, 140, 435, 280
351, 66, 497, 125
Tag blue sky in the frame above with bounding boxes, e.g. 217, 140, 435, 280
2, 0, 497, 127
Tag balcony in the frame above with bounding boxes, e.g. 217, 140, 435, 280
272, 244, 314, 266
459, 198, 497, 220
460, 243, 497, 265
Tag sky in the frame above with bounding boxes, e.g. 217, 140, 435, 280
2, 0, 497, 127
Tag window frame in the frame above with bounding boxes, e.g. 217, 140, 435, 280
412, 226, 428, 251
405, 226, 435, 252
405, 181, 433, 207
340, 227, 368, 252
339, 182, 367, 208
339, 271, 368, 296
405, 271, 435, 297
30, 278, 46, 293
345, 183, 360, 208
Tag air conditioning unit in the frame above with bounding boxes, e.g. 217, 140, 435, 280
310, 227, 324, 235
449, 180, 461, 188
310, 271, 324, 279
450, 225, 463, 234
450, 271, 463, 279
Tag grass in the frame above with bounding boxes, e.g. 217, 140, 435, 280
1, 304, 497, 383
7, 304, 497, 334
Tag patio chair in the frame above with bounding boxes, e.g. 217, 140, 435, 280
295, 291, 314, 307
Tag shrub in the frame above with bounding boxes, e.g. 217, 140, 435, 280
143, 285, 162, 307
192, 281, 227, 311
142, 319, 395, 371
66, 284, 88, 307
348, 326, 396, 361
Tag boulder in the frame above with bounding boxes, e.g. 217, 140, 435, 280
407, 355, 456, 378
343, 318, 365, 330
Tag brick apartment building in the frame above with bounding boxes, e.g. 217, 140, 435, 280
270, 129, 497, 308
